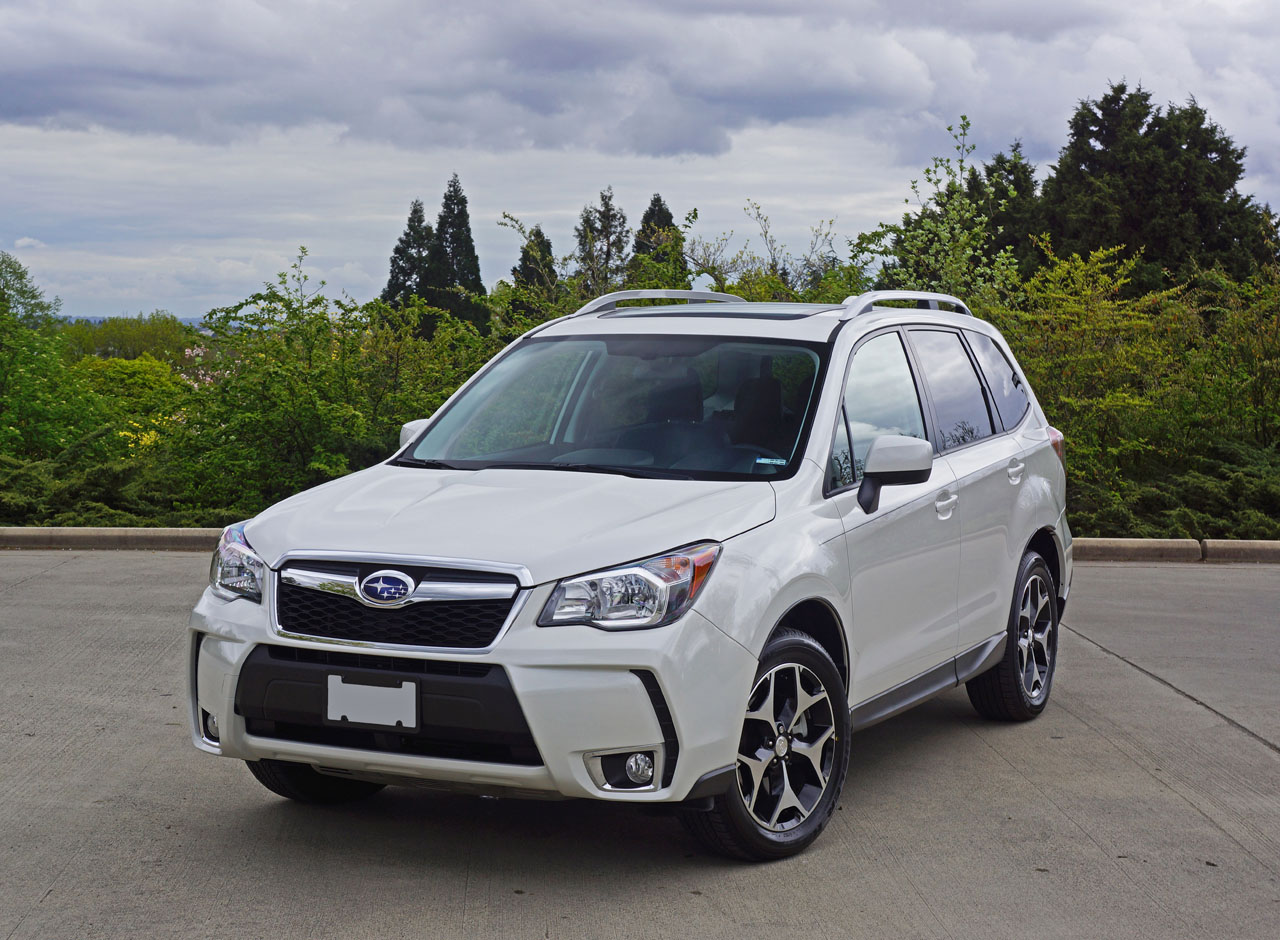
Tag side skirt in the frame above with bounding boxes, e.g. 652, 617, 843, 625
850, 633, 1006, 732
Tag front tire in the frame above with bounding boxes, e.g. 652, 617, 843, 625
966, 552, 1059, 721
680, 628, 851, 860
245, 759, 386, 804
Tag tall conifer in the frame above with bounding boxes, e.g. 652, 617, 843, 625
574, 187, 630, 295
633, 194, 676, 256
435, 174, 485, 295
380, 199, 436, 305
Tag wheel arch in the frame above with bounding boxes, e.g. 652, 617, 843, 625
767, 598, 849, 690
1025, 527, 1064, 609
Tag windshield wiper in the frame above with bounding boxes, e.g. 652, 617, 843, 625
390, 457, 471, 470
479, 462, 693, 480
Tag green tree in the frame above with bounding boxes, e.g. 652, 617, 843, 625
854, 117, 1021, 304
381, 198, 445, 305
0, 282, 103, 461
1040, 82, 1279, 291
966, 142, 1042, 279
511, 224, 557, 293
575, 187, 630, 296
0, 251, 61, 326
57, 311, 198, 365
632, 194, 674, 255
165, 251, 503, 517
629, 193, 688, 285
72, 354, 187, 459
434, 174, 485, 295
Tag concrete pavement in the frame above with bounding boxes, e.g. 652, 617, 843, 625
1, 551, 1277, 939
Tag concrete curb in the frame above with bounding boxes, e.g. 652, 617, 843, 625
0, 527, 221, 552
1073, 538, 1204, 562
2, 528, 1279, 561
1200, 539, 1280, 563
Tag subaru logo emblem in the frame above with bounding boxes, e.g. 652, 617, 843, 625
358, 570, 415, 605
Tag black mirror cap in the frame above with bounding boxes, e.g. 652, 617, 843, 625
856, 464, 932, 514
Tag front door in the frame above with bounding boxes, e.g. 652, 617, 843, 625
827, 329, 962, 701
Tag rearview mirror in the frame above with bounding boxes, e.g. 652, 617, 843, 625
399, 418, 430, 449
857, 435, 933, 514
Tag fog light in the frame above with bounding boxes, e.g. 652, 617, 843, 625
203, 710, 220, 741
625, 752, 654, 784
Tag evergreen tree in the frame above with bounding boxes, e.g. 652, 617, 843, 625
633, 194, 676, 255
512, 225, 557, 292
574, 187, 630, 295
965, 142, 1042, 279
1040, 82, 1279, 290
630, 193, 688, 285
380, 199, 438, 305
434, 173, 485, 295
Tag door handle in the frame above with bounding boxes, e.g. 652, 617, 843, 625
934, 492, 958, 519
1007, 459, 1026, 484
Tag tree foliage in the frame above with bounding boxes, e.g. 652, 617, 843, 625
8, 92, 1280, 540
574, 187, 630, 296
855, 117, 1021, 304
381, 198, 443, 305
0, 289, 102, 461
0, 251, 61, 326
434, 174, 485, 295
1040, 82, 1279, 291
58, 311, 198, 365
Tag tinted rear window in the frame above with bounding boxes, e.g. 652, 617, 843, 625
909, 329, 994, 450
966, 331, 1030, 430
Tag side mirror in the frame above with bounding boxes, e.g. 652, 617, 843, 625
399, 418, 430, 449
857, 435, 934, 514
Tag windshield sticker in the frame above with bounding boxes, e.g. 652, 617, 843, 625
755, 457, 787, 466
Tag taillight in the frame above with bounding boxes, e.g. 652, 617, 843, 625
1047, 426, 1065, 466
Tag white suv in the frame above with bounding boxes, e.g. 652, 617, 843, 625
190, 289, 1071, 860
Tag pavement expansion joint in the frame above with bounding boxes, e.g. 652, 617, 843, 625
1062, 622, 1280, 756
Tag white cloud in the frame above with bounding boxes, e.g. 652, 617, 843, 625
1, 0, 1277, 316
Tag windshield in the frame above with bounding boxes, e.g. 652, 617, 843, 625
401, 334, 826, 480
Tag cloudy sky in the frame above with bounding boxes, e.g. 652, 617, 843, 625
3, 0, 1279, 318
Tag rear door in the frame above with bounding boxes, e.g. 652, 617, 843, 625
906, 328, 1026, 657
827, 328, 961, 699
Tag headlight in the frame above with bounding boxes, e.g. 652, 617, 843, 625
538, 542, 721, 630
209, 521, 267, 603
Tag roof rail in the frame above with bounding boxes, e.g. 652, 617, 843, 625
840, 290, 972, 319
573, 289, 745, 317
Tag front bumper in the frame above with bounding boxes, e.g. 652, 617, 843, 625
188, 580, 756, 803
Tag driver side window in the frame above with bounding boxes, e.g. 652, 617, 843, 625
841, 332, 929, 479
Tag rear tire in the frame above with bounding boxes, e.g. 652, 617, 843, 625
245, 759, 386, 804
679, 628, 850, 861
966, 552, 1059, 721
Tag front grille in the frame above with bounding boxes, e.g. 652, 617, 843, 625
277, 583, 514, 647
275, 560, 519, 649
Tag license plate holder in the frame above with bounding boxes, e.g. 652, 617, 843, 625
325, 674, 419, 732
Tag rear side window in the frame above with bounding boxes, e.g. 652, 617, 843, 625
966, 331, 1030, 429
841, 332, 928, 478
909, 329, 994, 450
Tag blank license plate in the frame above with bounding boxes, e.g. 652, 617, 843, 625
326, 674, 418, 731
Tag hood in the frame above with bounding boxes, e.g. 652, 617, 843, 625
245, 463, 775, 585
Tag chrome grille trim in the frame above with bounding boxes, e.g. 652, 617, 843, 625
268, 552, 530, 654
280, 568, 518, 608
